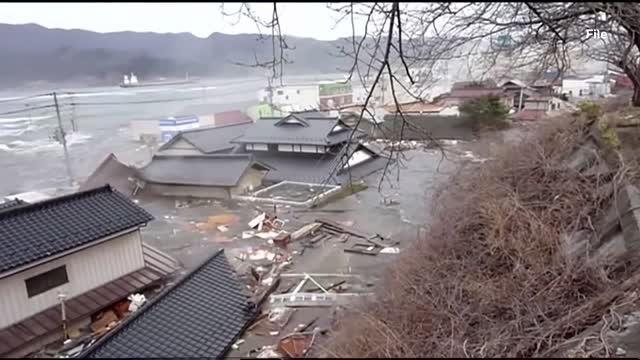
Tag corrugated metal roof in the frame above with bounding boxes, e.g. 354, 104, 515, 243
0, 243, 180, 357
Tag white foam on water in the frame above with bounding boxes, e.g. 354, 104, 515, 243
0, 124, 47, 137
58, 91, 134, 98
0, 114, 54, 124
176, 86, 217, 93
66, 132, 93, 146
0, 132, 93, 154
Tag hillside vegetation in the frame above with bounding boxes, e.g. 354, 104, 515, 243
325, 98, 640, 357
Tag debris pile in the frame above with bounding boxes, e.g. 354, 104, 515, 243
230, 214, 392, 357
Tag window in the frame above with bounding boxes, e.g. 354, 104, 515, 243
25, 265, 69, 298
285, 95, 289, 100
252, 143, 268, 151
296, 90, 301, 94
277, 90, 284, 95
278, 144, 294, 152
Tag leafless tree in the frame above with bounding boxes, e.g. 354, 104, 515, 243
220, 2, 640, 191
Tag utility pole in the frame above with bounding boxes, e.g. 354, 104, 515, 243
53, 92, 75, 186
58, 292, 69, 342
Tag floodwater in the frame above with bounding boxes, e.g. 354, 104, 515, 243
136, 149, 462, 272
0, 74, 346, 196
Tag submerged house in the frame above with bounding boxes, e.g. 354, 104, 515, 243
0, 185, 179, 357
156, 122, 252, 156
136, 112, 387, 198
80, 250, 255, 359
136, 154, 272, 199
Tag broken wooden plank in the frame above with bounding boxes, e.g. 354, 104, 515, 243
291, 223, 322, 241
344, 243, 380, 256
367, 236, 391, 248
316, 218, 370, 238
309, 280, 346, 293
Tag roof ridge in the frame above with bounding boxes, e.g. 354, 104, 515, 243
79, 249, 228, 358
0, 185, 113, 219
153, 153, 253, 160
179, 120, 253, 135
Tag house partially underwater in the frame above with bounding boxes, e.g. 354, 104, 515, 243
134, 112, 387, 199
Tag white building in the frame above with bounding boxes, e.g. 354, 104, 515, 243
561, 74, 612, 98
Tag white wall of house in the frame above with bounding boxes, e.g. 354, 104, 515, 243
245, 143, 268, 151
277, 144, 328, 153
343, 150, 373, 169
439, 106, 460, 116
562, 79, 591, 97
271, 85, 319, 110
0, 230, 145, 328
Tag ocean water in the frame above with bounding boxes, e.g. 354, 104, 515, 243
0, 74, 346, 196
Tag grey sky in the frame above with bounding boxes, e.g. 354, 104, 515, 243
0, 2, 364, 40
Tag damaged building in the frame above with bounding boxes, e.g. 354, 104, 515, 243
0, 185, 179, 357
133, 112, 388, 199
79, 250, 255, 359
136, 154, 272, 199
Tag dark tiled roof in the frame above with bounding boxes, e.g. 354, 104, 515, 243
449, 88, 506, 98
158, 122, 253, 154
79, 153, 138, 196
232, 115, 359, 146
81, 250, 255, 359
0, 185, 154, 275
253, 142, 383, 184
139, 154, 271, 187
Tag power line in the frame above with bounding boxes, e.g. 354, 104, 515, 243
0, 93, 53, 105
0, 104, 56, 117
68, 95, 210, 107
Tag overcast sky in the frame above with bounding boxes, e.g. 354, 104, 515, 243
0, 2, 365, 40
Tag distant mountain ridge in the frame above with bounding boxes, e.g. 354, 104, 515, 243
0, 23, 353, 87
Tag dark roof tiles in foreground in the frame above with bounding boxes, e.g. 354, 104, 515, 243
81, 249, 255, 359
0, 185, 154, 275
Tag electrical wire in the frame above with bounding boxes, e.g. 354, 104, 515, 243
0, 92, 53, 105
68, 95, 210, 106
0, 104, 57, 117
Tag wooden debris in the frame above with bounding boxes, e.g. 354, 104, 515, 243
90, 310, 118, 332
291, 222, 322, 241
316, 218, 370, 238
344, 243, 380, 256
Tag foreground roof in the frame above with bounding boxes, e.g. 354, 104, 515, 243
81, 249, 255, 359
0, 243, 180, 357
0, 199, 26, 212
0, 185, 154, 275
158, 121, 253, 154
138, 154, 271, 187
